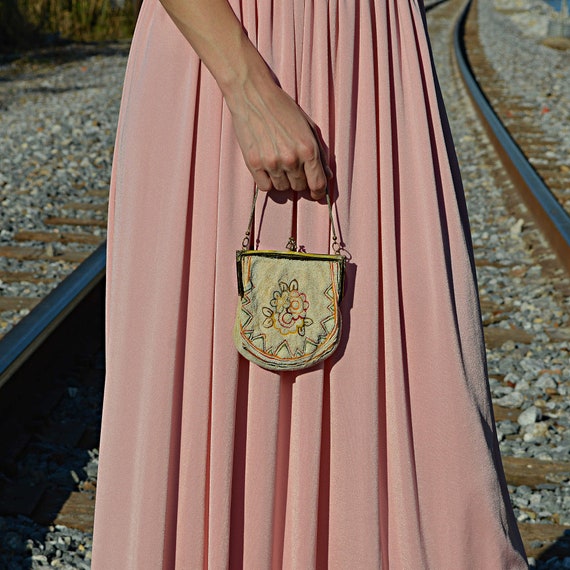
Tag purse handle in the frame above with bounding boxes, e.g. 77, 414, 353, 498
241, 185, 341, 254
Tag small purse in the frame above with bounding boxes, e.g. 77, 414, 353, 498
234, 187, 346, 372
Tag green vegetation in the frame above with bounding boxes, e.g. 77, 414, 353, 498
0, 0, 136, 48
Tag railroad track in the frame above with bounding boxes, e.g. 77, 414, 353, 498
0, 1, 569, 566
0, 195, 108, 346
458, 0, 570, 274
0, 46, 116, 388
0, 282, 104, 567
0, 46, 116, 566
450, 0, 570, 564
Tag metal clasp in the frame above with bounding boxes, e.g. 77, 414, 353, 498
286, 237, 297, 251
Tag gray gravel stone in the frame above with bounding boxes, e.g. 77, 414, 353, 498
518, 405, 542, 426
495, 391, 525, 408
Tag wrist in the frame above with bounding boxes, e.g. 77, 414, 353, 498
217, 38, 277, 111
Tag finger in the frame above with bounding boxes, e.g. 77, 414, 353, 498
303, 158, 328, 200
311, 186, 327, 201
252, 169, 272, 192
286, 169, 308, 192
268, 170, 291, 191
315, 138, 334, 181
297, 128, 329, 199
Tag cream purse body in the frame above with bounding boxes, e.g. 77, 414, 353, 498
234, 187, 346, 372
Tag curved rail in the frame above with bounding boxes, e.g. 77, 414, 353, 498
425, 0, 451, 9
0, 243, 106, 389
453, 0, 570, 272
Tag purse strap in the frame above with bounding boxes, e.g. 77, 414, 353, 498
241, 185, 341, 254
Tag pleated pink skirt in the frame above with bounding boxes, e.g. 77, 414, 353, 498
92, 0, 527, 567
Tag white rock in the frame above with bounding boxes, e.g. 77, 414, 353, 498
494, 391, 525, 408
510, 218, 524, 236
518, 406, 541, 426
523, 422, 549, 442
535, 374, 558, 389
515, 380, 531, 392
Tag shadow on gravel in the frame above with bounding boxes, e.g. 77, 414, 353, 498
0, 41, 131, 81
537, 531, 570, 565
0, 283, 104, 568
19, 83, 108, 96
0, 519, 69, 569
0, 519, 48, 569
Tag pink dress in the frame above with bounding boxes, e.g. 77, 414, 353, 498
92, 0, 527, 567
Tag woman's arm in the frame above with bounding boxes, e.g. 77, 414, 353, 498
159, 0, 329, 199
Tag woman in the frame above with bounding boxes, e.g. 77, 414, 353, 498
92, 0, 527, 567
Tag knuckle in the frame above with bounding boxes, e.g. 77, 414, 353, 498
310, 172, 327, 192
247, 152, 263, 171
290, 176, 307, 192
281, 151, 299, 170
264, 155, 280, 172
298, 139, 318, 161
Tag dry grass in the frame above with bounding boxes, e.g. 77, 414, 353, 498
0, 0, 135, 47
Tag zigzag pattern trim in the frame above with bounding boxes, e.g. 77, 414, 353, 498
238, 277, 339, 359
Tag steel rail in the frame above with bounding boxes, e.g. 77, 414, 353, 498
425, 0, 451, 10
453, 0, 570, 272
0, 243, 106, 389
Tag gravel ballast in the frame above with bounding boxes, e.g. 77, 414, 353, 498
0, 0, 569, 566
0, 44, 128, 338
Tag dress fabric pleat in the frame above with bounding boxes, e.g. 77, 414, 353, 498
92, 0, 527, 567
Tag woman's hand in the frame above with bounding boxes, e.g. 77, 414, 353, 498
158, 0, 330, 200
225, 75, 330, 200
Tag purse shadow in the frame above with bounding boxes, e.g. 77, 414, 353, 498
328, 260, 356, 364
283, 259, 357, 380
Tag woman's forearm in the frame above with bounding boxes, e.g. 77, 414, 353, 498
157, 0, 329, 198
158, 0, 273, 100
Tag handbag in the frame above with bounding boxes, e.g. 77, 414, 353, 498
234, 186, 346, 372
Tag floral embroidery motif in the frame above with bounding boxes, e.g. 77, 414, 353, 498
262, 279, 313, 336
